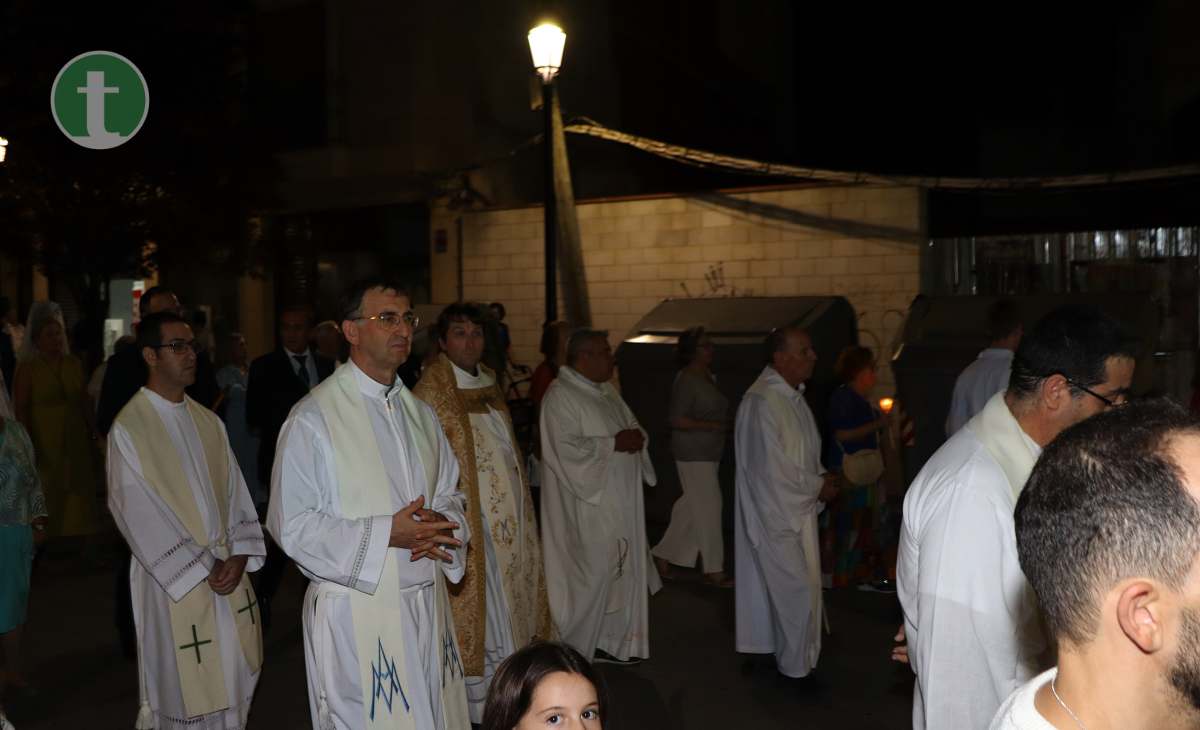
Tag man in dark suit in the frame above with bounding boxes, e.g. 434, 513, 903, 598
96, 286, 220, 435
97, 285, 220, 659
246, 304, 335, 628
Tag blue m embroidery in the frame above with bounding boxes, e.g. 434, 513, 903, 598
441, 628, 464, 687
370, 638, 409, 720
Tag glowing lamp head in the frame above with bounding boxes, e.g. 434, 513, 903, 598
879, 397, 894, 414
528, 22, 566, 83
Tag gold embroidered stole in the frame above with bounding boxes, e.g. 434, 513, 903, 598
312, 363, 469, 729
413, 356, 554, 677
117, 391, 262, 719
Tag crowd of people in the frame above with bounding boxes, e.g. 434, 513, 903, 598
6, 278, 1200, 730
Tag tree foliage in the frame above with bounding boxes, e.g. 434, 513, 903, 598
0, 0, 278, 322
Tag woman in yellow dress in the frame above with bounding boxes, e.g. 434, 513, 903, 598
13, 305, 99, 539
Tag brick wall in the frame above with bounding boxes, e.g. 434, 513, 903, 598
430, 185, 924, 392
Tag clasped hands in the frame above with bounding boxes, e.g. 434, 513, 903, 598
614, 428, 645, 454
390, 495, 462, 563
207, 554, 248, 595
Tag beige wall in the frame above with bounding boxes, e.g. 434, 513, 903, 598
431, 184, 924, 392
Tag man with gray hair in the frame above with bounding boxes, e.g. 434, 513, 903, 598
539, 329, 660, 664
735, 326, 837, 686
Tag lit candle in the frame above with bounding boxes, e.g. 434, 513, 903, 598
879, 397, 894, 414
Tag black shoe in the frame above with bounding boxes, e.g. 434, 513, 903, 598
593, 649, 643, 665
740, 654, 771, 676
777, 671, 822, 694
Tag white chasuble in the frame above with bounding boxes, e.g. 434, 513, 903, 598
108, 388, 265, 730
898, 391, 1045, 730
267, 361, 470, 730
539, 366, 660, 661
733, 367, 825, 678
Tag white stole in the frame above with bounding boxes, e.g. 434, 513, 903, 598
116, 391, 262, 720
966, 391, 1040, 501
311, 364, 470, 730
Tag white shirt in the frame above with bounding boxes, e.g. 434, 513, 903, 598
946, 348, 1013, 435
990, 668, 1059, 730
898, 402, 1044, 730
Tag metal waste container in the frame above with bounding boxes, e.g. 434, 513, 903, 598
617, 296, 858, 529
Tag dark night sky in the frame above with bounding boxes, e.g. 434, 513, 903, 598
530, 1, 1200, 233
4, 1, 1200, 235
591, 2, 1200, 176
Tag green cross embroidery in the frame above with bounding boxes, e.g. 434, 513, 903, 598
237, 589, 258, 625
179, 624, 213, 664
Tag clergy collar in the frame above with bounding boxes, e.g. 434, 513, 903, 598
763, 366, 806, 397
559, 365, 606, 392
284, 347, 311, 359
141, 386, 188, 408
450, 360, 494, 388
347, 358, 403, 400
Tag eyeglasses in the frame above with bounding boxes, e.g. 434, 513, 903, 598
154, 339, 200, 355
1060, 374, 1127, 409
355, 310, 419, 331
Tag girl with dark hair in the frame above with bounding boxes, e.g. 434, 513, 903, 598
482, 642, 606, 730
652, 327, 733, 588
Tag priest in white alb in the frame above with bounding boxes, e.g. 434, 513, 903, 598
108, 311, 266, 730
734, 326, 837, 684
413, 303, 554, 723
898, 305, 1135, 729
540, 329, 659, 664
267, 280, 472, 730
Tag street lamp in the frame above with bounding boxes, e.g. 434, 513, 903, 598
528, 22, 566, 322
0, 137, 8, 164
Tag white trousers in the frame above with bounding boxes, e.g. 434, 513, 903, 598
652, 461, 724, 573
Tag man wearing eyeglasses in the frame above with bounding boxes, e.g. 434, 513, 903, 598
96, 285, 221, 661
246, 305, 335, 630
896, 305, 1136, 730
107, 311, 267, 729
267, 279, 472, 730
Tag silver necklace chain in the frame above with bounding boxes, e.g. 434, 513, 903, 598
1050, 675, 1087, 730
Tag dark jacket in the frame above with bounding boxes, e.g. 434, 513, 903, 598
246, 349, 335, 486
96, 345, 220, 436
0, 330, 13, 395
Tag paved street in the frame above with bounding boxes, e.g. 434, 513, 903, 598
3, 538, 912, 730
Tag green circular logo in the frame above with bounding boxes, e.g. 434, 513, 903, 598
51, 51, 149, 150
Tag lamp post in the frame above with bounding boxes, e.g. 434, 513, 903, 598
528, 22, 566, 323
